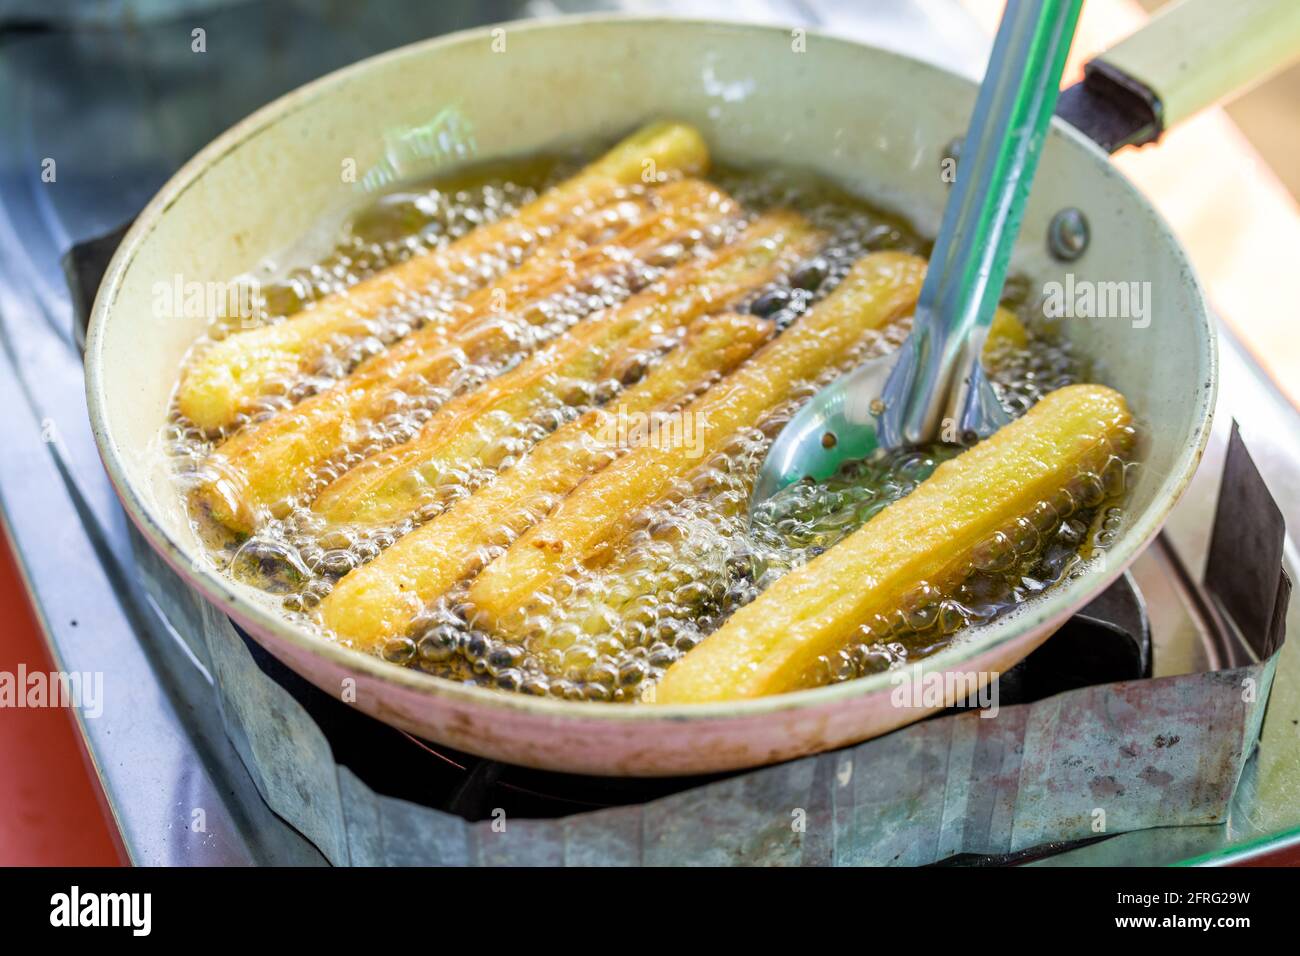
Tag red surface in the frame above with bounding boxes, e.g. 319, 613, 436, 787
1237, 841, 1300, 866
0, 527, 122, 866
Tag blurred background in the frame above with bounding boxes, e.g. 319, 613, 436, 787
0, 0, 1296, 865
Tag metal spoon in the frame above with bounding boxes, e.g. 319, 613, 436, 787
750, 0, 1083, 510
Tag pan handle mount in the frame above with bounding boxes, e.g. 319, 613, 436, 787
1055, 0, 1300, 154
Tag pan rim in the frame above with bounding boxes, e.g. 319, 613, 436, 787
84, 12, 1218, 727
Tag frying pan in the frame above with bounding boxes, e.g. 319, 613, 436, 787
84, 4, 1300, 775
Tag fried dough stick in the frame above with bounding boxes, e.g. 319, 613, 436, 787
197, 177, 734, 533
653, 383, 1133, 703
523, 308, 1031, 671
319, 312, 775, 650
178, 121, 710, 431
311, 209, 823, 527
466, 250, 930, 628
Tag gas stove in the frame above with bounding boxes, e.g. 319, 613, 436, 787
2, 0, 1298, 866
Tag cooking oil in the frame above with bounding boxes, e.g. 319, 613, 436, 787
163, 146, 1132, 702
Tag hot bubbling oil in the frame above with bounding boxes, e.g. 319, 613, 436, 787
163, 152, 1134, 703
407, 328, 1131, 701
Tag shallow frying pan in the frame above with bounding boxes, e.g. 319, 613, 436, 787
85, 3, 1300, 774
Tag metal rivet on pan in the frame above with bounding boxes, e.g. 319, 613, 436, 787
1047, 207, 1090, 261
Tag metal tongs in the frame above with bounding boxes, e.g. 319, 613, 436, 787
751, 0, 1083, 509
